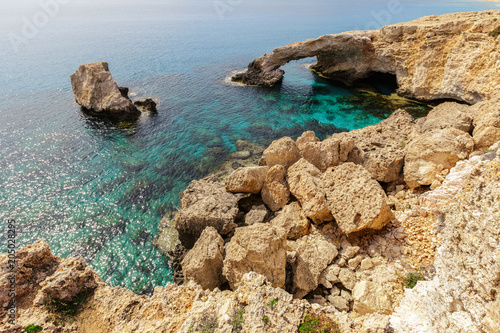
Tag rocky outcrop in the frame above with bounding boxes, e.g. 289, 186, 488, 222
225, 166, 269, 194
418, 102, 473, 133
133, 98, 157, 113
181, 227, 225, 291
321, 163, 394, 234
335, 109, 421, 183
270, 202, 310, 240
471, 93, 500, 150
260, 137, 301, 169
174, 175, 239, 248
287, 159, 333, 224
70, 62, 140, 116
291, 233, 338, 299
233, 10, 500, 104
261, 165, 290, 211
391, 151, 500, 333
223, 224, 287, 289
404, 128, 474, 189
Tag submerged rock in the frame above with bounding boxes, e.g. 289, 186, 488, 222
174, 175, 239, 248
70, 62, 140, 116
133, 98, 157, 113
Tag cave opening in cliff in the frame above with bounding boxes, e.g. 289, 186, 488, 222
362, 72, 399, 95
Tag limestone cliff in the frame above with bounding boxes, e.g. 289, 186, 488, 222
233, 10, 500, 104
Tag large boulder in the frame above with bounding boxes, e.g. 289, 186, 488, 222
352, 280, 393, 315
33, 256, 99, 305
321, 163, 394, 234
181, 227, 225, 291
225, 166, 269, 194
297, 131, 354, 172
223, 224, 287, 289
70, 62, 140, 116
260, 137, 301, 169
270, 202, 310, 240
174, 175, 239, 248
419, 102, 473, 133
261, 165, 290, 211
287, 159, 333, 224
291, 233, 338, 299
335, 109, 421, 183
404, 128, 474, 189
471, 93, 500, 150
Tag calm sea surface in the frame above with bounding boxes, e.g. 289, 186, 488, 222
0, 0, 497, 294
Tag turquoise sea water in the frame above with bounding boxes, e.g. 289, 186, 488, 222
1, 0, 498, 294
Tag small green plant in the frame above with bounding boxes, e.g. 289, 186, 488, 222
262, 316, 270, 324
403, 272, 425, 289
400, 141, 407, 148
44, 289, 91, 326
24, 325, 43, 333
298, 313, 339, 333
267, 298, 278, 307
200, 317, 217, 333
489, 29, 500, 38
231, 308, 245, 332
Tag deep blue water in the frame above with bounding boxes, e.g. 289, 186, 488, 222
0, 0, 498, 294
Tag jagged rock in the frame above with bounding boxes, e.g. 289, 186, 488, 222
270, 202, 310, 240
353, 281, 393, 315
244, 205, 268, 225
233, 11, 500, 104
404, 128, 474, 189
223, 224, 287, 289
296, 131, 320, 149
360, 258, 374, 271
338, 268, 356, 291
260, 137, 301, 169
33, 256, 99, 305
181, 227, 225, 291
261, 165, 290, 211
319, 264, 341, 289
0, 239, 59, 310
348, 255, 364, 270
174, 175, 239, 248
297, 132, 354, 172
419, 102, 473, 133
225, 166, 269, 194
292, 233, 338, 299
328, 296, 350, 312
70, 62, 140, 116
391, 156, 500, 332
472, 93, 500, 150
334, 109, 421, 182
287, 159, 333, 224
133, 98, 157, 113
321, 163, 394, 234
340, 246, 361, 261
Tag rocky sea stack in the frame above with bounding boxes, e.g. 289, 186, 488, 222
70, 62, 141, 117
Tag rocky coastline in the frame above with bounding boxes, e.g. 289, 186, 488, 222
2, 10, 500, 333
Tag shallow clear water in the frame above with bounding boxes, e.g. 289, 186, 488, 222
0, 0, 497, 294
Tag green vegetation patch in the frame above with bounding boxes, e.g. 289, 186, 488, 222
298, 313, 340, 333
44, 289, 92, 326
403, 272, 425, 289
24, 325, 43, 333
488, 29, 500, 38
231, 308, 245, 332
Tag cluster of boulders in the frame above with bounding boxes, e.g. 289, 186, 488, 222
172, 96, 500, 315
71, 62, 157, 117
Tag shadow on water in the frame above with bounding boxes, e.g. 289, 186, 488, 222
79, 107, 141, 135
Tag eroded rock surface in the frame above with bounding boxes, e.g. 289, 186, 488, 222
321, 163, 394, 234
261, 165, 290, 211
225, 166, 269, 194
260, 137, 301, 169
71, 62, 140, 116
233, 11, 500, 104
472, 93, 500, 150
223, 224, 287, 289
181, 227, 225, 290
174, 175, 239, 248
270, 202, 310, 240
